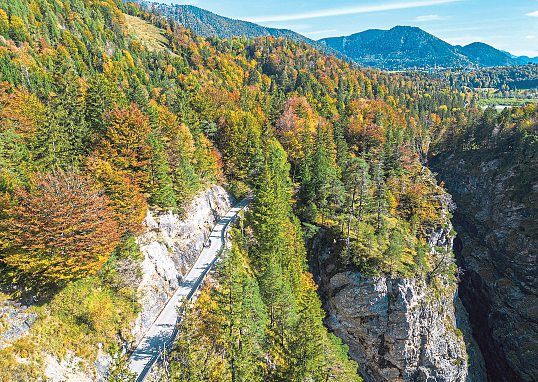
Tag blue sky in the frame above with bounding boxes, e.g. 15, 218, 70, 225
155, 0, 538, 57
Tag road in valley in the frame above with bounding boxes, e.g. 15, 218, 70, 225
128, 197, 251, 381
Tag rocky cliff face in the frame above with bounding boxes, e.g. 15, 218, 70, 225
132, 185, 233, 342
43, 185, 234, 382
312, 217, 479, 382
431, 153, 538, 382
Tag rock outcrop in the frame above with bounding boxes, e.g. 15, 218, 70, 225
133, 184, 233, 341
0, 302, 37, 349
311, 214, 477, 381
323, 273, 467, 382
40, 185, 233, 382
431, 153, 538, 382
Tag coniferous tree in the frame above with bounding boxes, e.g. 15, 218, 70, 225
215, 240, 268, 382
33, 102, 72, 170
148, 132, 177, 210
85, 74, 121, 138
289, 274, 326, 382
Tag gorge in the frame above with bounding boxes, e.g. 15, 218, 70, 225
0, 1, 536, 381
430, 116, 538, 382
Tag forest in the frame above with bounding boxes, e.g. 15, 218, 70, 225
433, 64, 538, 107
0, 0, 536, 381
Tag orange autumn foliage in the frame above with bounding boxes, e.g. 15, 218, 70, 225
347, 99, 403, 153
97, 103, 152, 189
0, 171, 121, 283
86, 156, 147, 234
0, 83, 46, 140
275, 96, 318, 166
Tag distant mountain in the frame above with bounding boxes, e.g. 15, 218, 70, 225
319, 26, 526, 69
130, 2, 536, 70
458, 42, 518, 67
133, 2, 336, 55
517, 56, 538, 65
320, 26, 473, 69
503, 51, 538, 65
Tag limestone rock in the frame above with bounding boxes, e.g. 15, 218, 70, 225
312, 198, 477, 382
133, 184, 234, 341
321, 269, 468, 382
0, 303, 37, 349
431, 153, 538, 382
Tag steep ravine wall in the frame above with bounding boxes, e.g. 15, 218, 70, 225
132, 184, 233, 342
42, 185, 234, 381
310, 219, 485, 382
431, 153, 538, 382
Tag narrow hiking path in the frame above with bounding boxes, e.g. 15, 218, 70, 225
128, 197, 251, 381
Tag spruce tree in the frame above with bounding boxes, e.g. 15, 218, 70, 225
148, 132, 177, 210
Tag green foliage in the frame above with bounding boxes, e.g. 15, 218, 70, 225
31, 276, 139, 359
0, 264, 140, 380
107, 353, 137, 382
148, 132, 177, 209
171, 227, 361, 382
0, 0, 492, 377
171, 139, 361, 381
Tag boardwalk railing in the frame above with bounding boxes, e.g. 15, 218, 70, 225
134, 197, 251, 382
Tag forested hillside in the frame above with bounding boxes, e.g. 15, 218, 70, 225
0, 0, 480, 380
319, 26, 522, 70
131, 2, 333, 54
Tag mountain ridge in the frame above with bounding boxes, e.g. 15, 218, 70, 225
131, 2, 341, 57
133, 2, 536, 70
319, 26, 531, 69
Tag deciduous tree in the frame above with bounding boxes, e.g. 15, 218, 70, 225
0, 171, 121, 284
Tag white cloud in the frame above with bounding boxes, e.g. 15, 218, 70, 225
244, 0, 462, 23
526, 10, 538, 17
303, 29, 338, 36
526, 35, 536, 39
414, 14, 448, 22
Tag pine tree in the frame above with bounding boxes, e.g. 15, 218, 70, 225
289, 274, 326, 382
85, 74, 121, 138
372, 163, 387, 234
299, 123, 341, 223
53, 69, 90, 165
33, 102, 72, 170
344, 157, 371, 256
215, 239, 268, 382
385, 228, 405, 275
250, 139, 308, 379
33, 58, 89, 170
